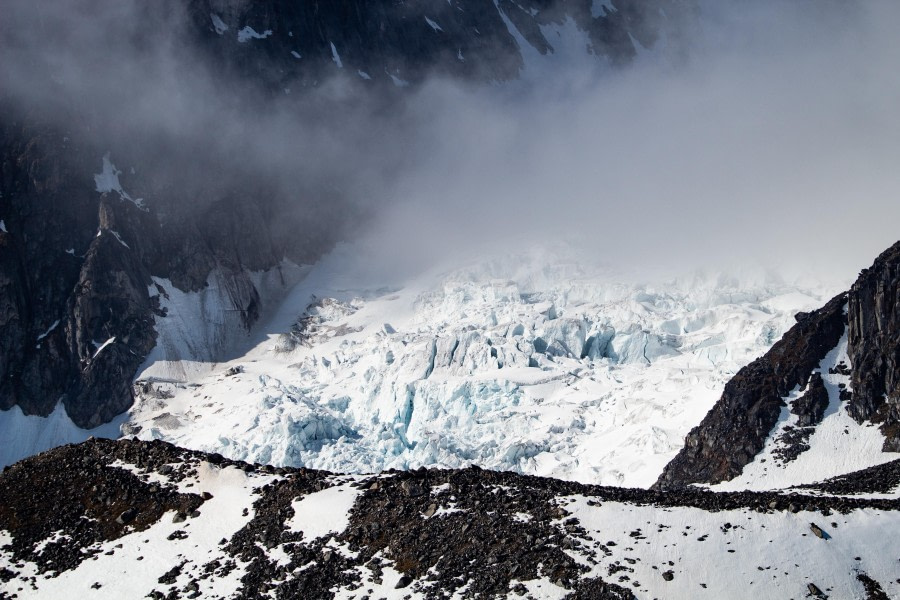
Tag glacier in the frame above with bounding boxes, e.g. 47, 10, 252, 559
127, 244, 842, 487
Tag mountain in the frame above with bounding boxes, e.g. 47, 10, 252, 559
1, 438, 898, 599
0, 0, 692, 455
2, 242, 899, 598
656, 241, 900, 490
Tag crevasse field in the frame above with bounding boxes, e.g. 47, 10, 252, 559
125, 244, 841, 487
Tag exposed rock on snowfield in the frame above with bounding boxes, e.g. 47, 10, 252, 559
1, 439, 899, 599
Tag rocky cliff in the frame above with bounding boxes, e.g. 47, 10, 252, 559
0, 106, 346, 428
847, 241, 900, 450
657, 241, 900, 488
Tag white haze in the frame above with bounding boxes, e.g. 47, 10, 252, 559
2, 0, 899, 287
366, 0, 900, 287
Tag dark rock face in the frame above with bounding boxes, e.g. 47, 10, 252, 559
0, 112, 330, 429
654, 293, 847, 489
0, 109, 348, 428
846, 240, 900, 450
0, 114, 103, 418
181, 0, 690, 88
792, 372, 829, 428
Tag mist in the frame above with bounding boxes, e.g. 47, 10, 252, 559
3, 0, 899, 288
366, 0, 900, 285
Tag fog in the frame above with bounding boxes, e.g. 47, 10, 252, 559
3, 0, 899, 287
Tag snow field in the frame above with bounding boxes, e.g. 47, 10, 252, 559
559, 495, 900, 600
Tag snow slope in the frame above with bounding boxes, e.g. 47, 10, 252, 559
560, 494, 900, 599
0, 404, 124, 468
129, 243, 841, 488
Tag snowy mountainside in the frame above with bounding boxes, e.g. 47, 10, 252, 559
712, 328, 897, 492
129, 245, 840, 487
657, 240, 900, 491
2, 438, 899, 600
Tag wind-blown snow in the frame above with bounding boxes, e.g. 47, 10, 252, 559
0, 220, 6, 233
387, 71, 409, 87
425, 17, 444, 32
35, 319, 60, 346
129, 244, 840, 488
330, 42, 343, 68
590, 0, 615, 18
92, 336, 116, 359
210, 13, 227, 35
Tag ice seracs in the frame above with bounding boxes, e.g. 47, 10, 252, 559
129, 244, 841, 487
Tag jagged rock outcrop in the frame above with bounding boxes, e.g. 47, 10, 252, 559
654, 293, 847, 489
791, 372, 829, 428
846, 240, 900, 450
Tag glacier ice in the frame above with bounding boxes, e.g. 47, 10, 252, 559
128, 245, 841, 487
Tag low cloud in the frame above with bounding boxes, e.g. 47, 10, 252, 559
2, 0, 898, 286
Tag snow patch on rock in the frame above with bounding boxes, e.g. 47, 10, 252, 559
237, 26, 272, 43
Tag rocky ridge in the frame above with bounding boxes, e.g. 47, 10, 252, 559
1, 438, 899, 599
